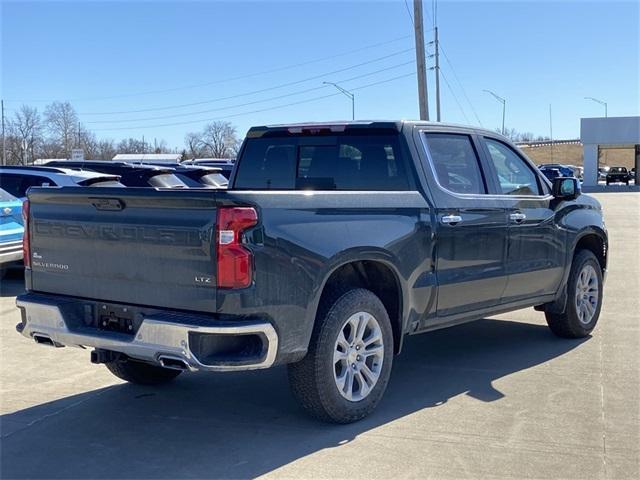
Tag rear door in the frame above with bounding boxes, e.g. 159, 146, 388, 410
478, 136, 565, 302
416, 129, 508, 317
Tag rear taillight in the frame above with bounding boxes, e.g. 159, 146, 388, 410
22, 200, 30, 268
216, 207, 258, 289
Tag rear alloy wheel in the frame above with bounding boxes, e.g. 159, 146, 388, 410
288, 288, 393, 423
546, 249, 603, 338
333, 311, 385, 402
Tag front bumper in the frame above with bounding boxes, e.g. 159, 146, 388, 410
0, 241, 23, 265
16, 293, 278, 372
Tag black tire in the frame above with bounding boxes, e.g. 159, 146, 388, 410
105, 358, 182, 385
546, 249, 603, 338
288, 288, 394, 424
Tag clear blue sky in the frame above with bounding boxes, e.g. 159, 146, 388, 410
2, 0, 638, 148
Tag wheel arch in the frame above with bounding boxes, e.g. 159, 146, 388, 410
310, 254, 407, 355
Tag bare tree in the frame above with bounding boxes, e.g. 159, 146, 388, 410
8, 105, 42, 164
184, 132, 204, 159
116, 137, 146, 154
200, 121, 239, 158
44, 101, 78, 157
96, 139, 116, 160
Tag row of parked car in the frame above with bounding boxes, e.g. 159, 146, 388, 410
538, 163, 635, 185
0, 158, 234, 272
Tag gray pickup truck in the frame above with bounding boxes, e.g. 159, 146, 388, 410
16, 121, 607, 423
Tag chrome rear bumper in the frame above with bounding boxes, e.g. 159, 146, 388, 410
16, 295, 278, 372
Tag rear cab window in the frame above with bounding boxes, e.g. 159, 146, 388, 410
422, 133, 487, 195
234, 132, 412, 191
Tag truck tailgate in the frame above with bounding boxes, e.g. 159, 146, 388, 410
27, 187, 218, 313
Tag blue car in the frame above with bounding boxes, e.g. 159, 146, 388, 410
0, 188, 24, 268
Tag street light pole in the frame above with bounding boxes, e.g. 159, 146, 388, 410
323, 81, 355, 120
483, 89, 506, 135
584, 97, 607, 118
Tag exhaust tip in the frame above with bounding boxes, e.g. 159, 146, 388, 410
33, 334, 55, 347
158, 355, 189, 371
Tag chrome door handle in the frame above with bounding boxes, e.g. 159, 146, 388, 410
509, 212, 526, 223
441, 214, 462, 225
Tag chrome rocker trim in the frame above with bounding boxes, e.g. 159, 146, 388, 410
16, 297, 278, 372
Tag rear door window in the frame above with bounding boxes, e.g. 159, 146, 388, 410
423, 133, 486, 194
234, 135, 410, 190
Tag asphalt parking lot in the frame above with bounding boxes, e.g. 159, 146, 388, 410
1, 192, 638, 480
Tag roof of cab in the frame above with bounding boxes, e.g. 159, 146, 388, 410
246, 120, 501, 138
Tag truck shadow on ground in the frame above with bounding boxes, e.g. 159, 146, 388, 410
0, 269, 25, 298
1, 318, 588, 479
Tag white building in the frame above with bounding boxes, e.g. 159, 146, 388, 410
580, 116, 640, 186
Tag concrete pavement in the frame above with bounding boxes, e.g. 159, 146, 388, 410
1, 192, 638, 479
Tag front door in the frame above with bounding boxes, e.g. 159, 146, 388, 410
417, 129, 509, 318
478, 136, 565, 302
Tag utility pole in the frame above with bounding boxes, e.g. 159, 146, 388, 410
1, 100, 6, 166
434, 26, 441, 121
413, 0, 429, 120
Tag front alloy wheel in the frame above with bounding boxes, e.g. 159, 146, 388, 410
575, 264, 599, 325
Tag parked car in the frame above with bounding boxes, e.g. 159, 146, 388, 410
539, 166, 561, 182
17, 121, 607, 423
598, 166, 610, 180
141, 163, 228, 188
0, 166, 123, 199
44, 161, 188, 188
0, 188, 24, 270
539, 163, 575, 178
605, 166, 630, 185
182, 159, 234, 179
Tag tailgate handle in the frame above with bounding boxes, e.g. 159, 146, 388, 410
90, 198, 125, 211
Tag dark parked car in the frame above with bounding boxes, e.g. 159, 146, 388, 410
539, 166, 561, 181
0, 166, 123, 198
182, 159, 234, 179
44, 161, 188, 188
605, 166, 630, 185
539, 163, 575, 178
17, 121, 607, 423
139, 163, 228, 188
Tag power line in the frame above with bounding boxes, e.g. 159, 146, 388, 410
80, 48, 415, 116
438, 43, 483, 126
87, 61, 415, 124
439, 69, 470, 124
93, 72, 415, 132
403, 0, 414, 26
6, 35, 412, 104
